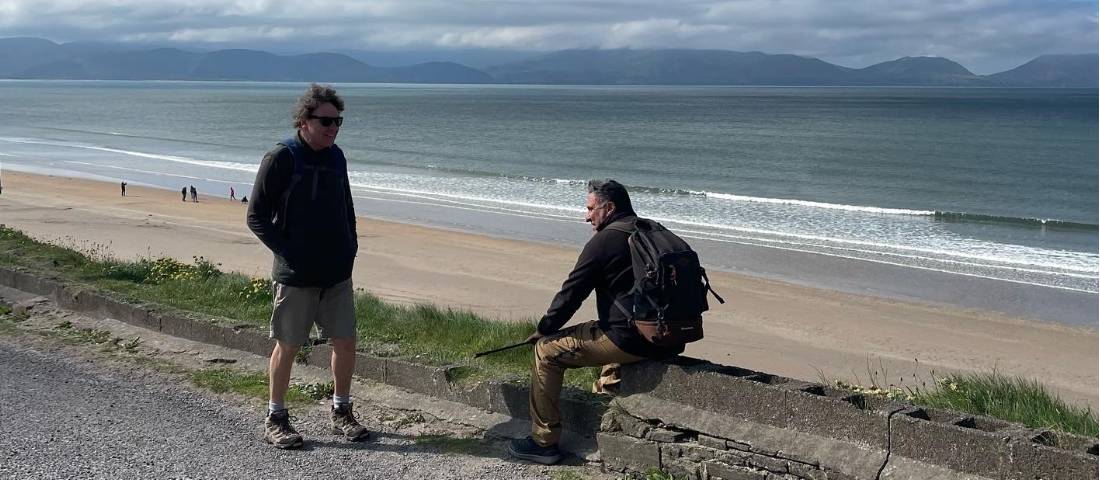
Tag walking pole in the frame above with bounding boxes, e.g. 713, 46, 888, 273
473, 340, 533, 358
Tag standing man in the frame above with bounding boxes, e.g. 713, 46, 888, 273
189, 185, 198, 202
120, 181, 126, 196
246, 83, 367, 449
509, 179, 686, 465
181, 186, 187, 202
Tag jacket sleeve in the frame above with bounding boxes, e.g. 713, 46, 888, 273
536, 237, 604, 334
246, 149, 290, 257
345, 172, 358, 253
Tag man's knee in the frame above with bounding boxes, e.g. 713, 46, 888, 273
272, 340, 300, 358
331, 337, 356, 355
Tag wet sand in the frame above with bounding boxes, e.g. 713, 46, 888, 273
1, 170, 1096, 409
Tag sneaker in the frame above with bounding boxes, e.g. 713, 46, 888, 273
508, 437, 564, 465
331, 403, 371, 441
263, 409, 304, 449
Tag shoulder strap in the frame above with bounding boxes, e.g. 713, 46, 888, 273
276, 137, 306, 231
604, 218, 636, 234
278, 136, 307, 178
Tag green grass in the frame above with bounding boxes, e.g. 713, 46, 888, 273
0, 224, 599, 388
911, 372, 1098, 437
631, 468, 680, 480
189, 368, 331, 404
0, 311, 16, 335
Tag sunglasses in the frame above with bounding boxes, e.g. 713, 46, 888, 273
309, 115, 344, 127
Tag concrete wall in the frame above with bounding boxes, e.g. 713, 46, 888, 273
600, 359, 1098, 480
1, 266, 1096, 479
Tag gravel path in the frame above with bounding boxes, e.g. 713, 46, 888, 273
0, 324, 602, 480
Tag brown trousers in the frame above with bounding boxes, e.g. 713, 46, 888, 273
530, 321, 643, 446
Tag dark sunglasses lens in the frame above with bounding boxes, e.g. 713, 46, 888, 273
313, 116, 343, 127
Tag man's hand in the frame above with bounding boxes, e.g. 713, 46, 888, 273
525, 332, 545, 344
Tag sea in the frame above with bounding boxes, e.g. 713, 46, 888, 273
0, 81, 1096, 323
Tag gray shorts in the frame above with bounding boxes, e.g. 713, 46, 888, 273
270, 279, 356, 346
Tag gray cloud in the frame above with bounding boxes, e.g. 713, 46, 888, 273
0, 0, 1094, 73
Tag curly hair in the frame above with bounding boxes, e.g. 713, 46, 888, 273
292, 83, 345, 128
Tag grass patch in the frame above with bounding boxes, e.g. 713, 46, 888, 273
0, 314, 16, 335
413, 434, 487, 455
827, 363, 1098, 438
629, 468, 681, 480
0, 224, 600, 388
50, 322, 117, 347
911, 372, 1098, 437
189, 368, 333, 404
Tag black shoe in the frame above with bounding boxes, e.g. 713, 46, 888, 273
508, 437, 564, 465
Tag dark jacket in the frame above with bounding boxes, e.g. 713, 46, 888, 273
537, 211, 685, 359
246, 134, 357, 287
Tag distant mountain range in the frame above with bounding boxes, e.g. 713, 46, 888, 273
1, 37, 1095, 87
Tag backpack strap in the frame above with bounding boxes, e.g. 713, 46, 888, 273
603, 218, 635, 234
700, 268, 726, 304
275, 137, 307, 231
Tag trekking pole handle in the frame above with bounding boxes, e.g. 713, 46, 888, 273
473, 340, 533, 358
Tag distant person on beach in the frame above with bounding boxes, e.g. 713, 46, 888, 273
120, 181, 126, 196
181, 187, 186, 201
189, 185, 197, 202
508, 179, 686, 465
240, 195, 247, 203
246, 83, 364, 450
229, 186, 235, 200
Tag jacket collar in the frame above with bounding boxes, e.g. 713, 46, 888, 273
596, 210, 637, 232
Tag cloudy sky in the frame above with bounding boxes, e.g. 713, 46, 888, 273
1, 0, 1095, 73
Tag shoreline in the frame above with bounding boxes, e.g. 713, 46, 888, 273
0, 169, 1096, 409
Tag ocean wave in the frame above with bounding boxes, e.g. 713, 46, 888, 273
646, 215, 1099, 274
701, 191, 934, 215
63, 161, 241, 184
932, 211, 1097, 230
635, 187, 1096, 229
0, 137, 257, 173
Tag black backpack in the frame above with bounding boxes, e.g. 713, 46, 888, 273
608, 218, 725, 347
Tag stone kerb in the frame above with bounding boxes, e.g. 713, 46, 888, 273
607, 359, 1099, 480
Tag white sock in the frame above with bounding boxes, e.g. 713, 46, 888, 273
333, 394, 351, 407
268, 401, 285, 414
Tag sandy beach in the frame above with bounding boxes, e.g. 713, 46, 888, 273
1, 170, 1096, 409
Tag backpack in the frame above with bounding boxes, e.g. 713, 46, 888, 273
608, 218, 725, 347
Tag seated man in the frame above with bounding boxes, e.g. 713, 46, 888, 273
508, 179, 685, 465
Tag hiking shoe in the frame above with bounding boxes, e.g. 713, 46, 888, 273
508, 437, 564, 465
331, 403, 371, 441
263, 409, 304, 449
